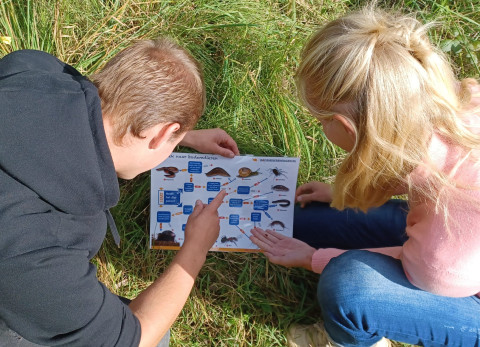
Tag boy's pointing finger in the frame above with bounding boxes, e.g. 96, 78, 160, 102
206, 190, 226, 211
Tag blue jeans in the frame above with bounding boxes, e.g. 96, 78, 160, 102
293, 201, 480, 346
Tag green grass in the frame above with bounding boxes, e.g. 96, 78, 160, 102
1, 1, 479, 346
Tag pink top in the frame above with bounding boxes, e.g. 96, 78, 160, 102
311, 84, 480, 298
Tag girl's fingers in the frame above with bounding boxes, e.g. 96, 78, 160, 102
297, 192, 315, 204
263, 228, 286, 241
251, 228, 275, 246
295, 182, 315, 195
295, 191, 310, 203
252, 227, 282, 243
294, 188, 306, 201
250, 234, 273, 251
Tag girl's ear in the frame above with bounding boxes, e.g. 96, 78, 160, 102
330, 114, 356, 152
333, 114, 356, 139
148, 123, 180, 150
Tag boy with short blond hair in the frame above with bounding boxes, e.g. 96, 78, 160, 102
0, 37, 238, 347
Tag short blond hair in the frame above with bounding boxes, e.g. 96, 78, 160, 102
296, 6, 479, 212
91, 38, 205, 145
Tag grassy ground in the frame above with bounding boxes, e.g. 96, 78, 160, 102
1, 1, 479, 346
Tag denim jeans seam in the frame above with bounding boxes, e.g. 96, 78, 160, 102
472, 295, 480, 306
367, 325, 424, 346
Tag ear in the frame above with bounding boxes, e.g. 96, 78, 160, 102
148, 123, 181, 150
332, 114, 356, 139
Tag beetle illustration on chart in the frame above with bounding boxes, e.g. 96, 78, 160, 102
150, 153, 300, 252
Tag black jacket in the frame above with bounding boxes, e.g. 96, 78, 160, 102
0, 50, 140, 346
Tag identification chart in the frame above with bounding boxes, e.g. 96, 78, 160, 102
150, 153, 300, 252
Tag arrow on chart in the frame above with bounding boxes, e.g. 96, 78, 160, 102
236, 225, 251, 238
250, 177, 269, 187
243, 191, 273, 201
263, 211, 273, 220
222, 177, 237, 186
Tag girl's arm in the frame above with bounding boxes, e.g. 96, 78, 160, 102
250, 228, 402, 273
179, 128, 240, 158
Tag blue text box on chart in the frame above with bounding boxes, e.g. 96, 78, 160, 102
251, 212, 261, 222
253, 200, 269, 211
229, 214, 240, 225
157, 211, 171, 223
229, 199, 243, 207
163, 190, 180, 205
237, 186, 250, 194
184, 183, 194, 192
207, 182, 221, 191
188, 161, 202, 174
183, 205, 193, 215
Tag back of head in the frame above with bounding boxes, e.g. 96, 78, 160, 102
91, 38, 205, 145
297, 6, 478, 211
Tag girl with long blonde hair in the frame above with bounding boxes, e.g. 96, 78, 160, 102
251, 6, 480, 347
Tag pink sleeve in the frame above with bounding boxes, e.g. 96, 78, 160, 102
310, 247, 402, 274
311, 248, 345, 273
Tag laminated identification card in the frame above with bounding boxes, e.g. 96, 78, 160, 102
150, 153, 300, 252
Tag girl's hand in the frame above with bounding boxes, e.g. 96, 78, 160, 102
182, 190, 226, 256
250, 227, 316, 270
295, 181, 333, 207
180, 129, 240, 158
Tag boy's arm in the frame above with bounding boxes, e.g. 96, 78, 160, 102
128, 247, 206, 347
129, 190, 226, 347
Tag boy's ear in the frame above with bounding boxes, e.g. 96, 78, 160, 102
333, 114, 356, 139
148, 123, 181, 150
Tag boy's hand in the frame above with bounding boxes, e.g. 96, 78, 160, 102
295, 181, 333, 207
250, 227, 315, 270
179, 128, 240, 158
182, 190, 226, 256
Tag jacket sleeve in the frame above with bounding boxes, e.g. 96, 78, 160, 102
0, 246, 141, 346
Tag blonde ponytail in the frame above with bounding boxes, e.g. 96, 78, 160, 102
296, 6, 480, 212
